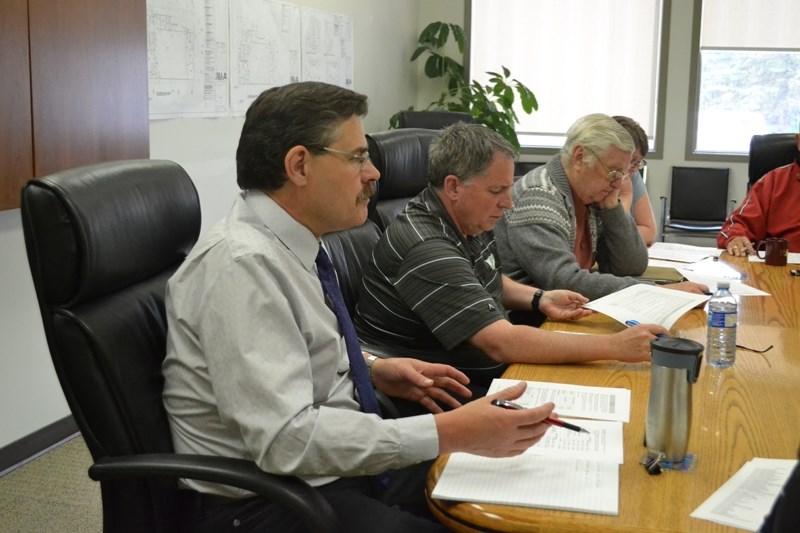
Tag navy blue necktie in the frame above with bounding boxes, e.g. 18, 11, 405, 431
315, 246, 382, 417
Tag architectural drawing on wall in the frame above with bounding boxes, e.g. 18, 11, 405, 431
147, 0, 229, 118
230, 0, 301, 115
146, 0, 353, 118
301, 7, 354, 89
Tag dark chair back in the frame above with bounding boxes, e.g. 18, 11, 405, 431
322, 220, 382, 318
367, 128, 440, 230
659, 166, 731, 241
748, 133, 797, 190
396, 110, 475, 129
22, 160, 346, 532
21, 160, 201, 531
670, 166, 730, 222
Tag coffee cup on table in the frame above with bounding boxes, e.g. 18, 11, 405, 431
756, 237, 789, 266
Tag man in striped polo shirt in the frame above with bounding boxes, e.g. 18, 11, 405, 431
355, 123, 666, 392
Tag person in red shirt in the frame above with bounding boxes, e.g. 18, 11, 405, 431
718, 134, 800, 255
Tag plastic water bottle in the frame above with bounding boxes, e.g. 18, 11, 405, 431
706, 281, 737, 368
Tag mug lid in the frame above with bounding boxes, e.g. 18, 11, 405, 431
651, 337, 704, 355
651, 337, 704, 383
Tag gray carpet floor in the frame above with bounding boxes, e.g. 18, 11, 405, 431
0, 435, 101, 532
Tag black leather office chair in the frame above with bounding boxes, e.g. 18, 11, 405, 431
21, 160, 339, 533
748, 133, 797, 190
367, 128, 440, 231
322, 220, 382, 318
396, 110, 475, 129
659, 166, 733, 242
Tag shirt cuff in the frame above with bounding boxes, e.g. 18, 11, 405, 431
394, 414, 440, 463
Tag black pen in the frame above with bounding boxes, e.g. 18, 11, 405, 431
491, 399, 591, 434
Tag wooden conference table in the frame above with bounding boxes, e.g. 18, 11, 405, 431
427, 255, 800, 532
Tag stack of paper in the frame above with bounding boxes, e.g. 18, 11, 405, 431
646, 243, 773, 296
691, 458, 798, 531
431, 379, 630, 516
648, 242, 723, 264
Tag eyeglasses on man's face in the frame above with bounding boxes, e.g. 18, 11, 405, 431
629, 158, 647, 173
308, 146, 372, 170
584, 146, 628, 183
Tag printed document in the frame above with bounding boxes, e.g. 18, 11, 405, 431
583, 284, 709, 330
676, 270, 770, 296
431, 379, 629, 516
648, 242, 723, 264
691, 458, 798, 531
488, 378, 631, 422
679, 256, 744, 280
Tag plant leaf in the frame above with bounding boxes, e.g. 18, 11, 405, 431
450, 24, 465, 54
410, 46, 429, 62
419, 22, 442, 45
515, 81, 539, 113
425, 54, 444, 79
437, 23, 450, 48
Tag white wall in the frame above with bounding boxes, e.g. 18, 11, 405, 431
0, 0, 754, 448
0, 209, 68, 448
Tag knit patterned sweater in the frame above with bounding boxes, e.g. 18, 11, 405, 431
494, 155, 649, 300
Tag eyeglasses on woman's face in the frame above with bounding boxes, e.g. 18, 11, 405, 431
628, 158, 647, 173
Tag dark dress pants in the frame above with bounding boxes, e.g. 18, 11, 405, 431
187, 459, 447, 533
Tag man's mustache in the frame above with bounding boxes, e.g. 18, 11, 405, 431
357, 181, 377, 202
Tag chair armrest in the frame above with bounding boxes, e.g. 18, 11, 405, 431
89, 453, 340, 533
375, 390, 401, 419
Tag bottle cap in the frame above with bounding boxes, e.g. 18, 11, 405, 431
717, 281, 730, 289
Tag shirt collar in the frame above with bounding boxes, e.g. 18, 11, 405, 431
241, 190, 319, 271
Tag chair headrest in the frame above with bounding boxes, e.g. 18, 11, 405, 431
367, 128, 440, 201
396, 111, 475, 129
748, 133, 798, 187
21, 159, 201, 307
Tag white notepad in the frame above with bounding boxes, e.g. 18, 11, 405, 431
432, 453, 620, 515
431, 379, 629, 516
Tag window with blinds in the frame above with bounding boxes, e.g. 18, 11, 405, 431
469, 0, 665, 153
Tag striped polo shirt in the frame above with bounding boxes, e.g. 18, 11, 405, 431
354, 185, 507, 383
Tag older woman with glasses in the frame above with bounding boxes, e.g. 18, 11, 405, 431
494, 113, 707, 300
613, 116, 657, 246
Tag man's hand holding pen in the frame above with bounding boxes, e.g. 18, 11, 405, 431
435, 382, 554, 458
492, 399, 591, 434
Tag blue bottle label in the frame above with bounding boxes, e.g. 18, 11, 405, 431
709, 311, 736, 328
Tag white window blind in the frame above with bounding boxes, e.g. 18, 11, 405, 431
470, 0, 663, 150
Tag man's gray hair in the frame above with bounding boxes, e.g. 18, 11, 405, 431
428, 123, 516, 187
561, 113, 635, 166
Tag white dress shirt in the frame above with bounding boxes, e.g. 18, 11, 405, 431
162, 190, 438, 496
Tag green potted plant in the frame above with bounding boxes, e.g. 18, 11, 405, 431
391, 21, 538, 150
